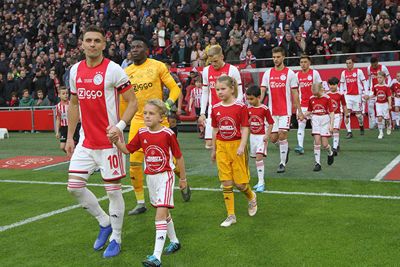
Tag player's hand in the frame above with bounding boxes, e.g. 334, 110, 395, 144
388, 105, 392, 111
298, 111, 305, 121
363, 95, 369, 100
179, 179, 187, 190
198, 114, 206, 124
165, 99, 174, 111
237, 145, 245, 156
177, 108, 182, 116
65, 139, 75, 157
344, 116, 349, 125
211, 150, 216, 162
329, 126, 333, 133
263, 134, 270, 143
188, 107, 192, 113
56, 132, 60, 139
106, 125, 121, 143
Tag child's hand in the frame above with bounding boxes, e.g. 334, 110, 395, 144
329, 125, 333, 133
263, 134, 270, 143
388, 105, 392, 111
344, 116, 349, 125
363, 95, 369, 100
179, 179, 187, 190
211, 150, 216, 162
237, 145, 245, 156
56, 132, 60, 139
106, 125, 120, 143
188, 106, 192, 112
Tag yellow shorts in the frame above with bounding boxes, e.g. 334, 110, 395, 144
216, 139, 250, 184
128, 118, 169, 163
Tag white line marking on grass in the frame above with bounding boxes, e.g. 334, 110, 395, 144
372, 154, 400, 181
0, 179, 132, 188
33, 161, 70, 171
0, 188, 133, 233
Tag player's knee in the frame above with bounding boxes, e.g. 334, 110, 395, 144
235, 183, 246, 191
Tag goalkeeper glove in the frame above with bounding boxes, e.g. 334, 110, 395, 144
165, 99, 174, 111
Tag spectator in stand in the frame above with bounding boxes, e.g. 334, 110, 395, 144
281, 33, 299, 66
19, 89, 34, 107
274, 12, 290, 33
329, 23, 352, 63
225, 37, 241, 64
0, 74, 5, 106
16, 70, 33, 98
121, 52, 133, 69
172, 39, 191, 67
4, 72, 17, 103
34, 89, 50, 106
356, 27, 373, 63
204, 37, 221, 65
249, 35, 264, 68
46, 69, 58, 105
294, 32, 306, 55
191, 42, 205, 67
32, 67, 47, 99
379, 23, 396, 61
348, 0, 365, 26
8, 91, 19, 107
303, 11, 313, 33
0, 53, 9, 77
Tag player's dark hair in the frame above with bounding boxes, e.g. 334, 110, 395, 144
246, 85, 261, 97
300, 54, 311, 62
272, 46, 285, 56
132, 35, 150, 48
370, 57, 378, 63
84, 25, 105, 37
345, 57, 353, 62
328, 77, 340, 85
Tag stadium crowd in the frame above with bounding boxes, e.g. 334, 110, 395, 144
0, 0, 399, 106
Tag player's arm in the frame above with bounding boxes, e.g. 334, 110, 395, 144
384, 65, 392, 85
264, 124, 273, 143
175, 157, 187, 190
260, 86, 267, 102
114, 140, 130, 155
237, 126, 249, 156
292, 87, 303, 120
66, 94, 79, 157
120, 88, 138, 125
339, 72, 345, 94
232, 67, 243, 102
55, 115, 60, 138
199, 70, 209, 123
160, 64, 181, 104
188, 94, 194, 112
359, 70, 369, 99
211, 127, 218, 162
329, 111, 335, 133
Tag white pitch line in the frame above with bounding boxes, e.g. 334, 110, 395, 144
33, 161, 70, 171
2, 179, 400, 200
0, 188, 133, 233
372, 154, 400, 181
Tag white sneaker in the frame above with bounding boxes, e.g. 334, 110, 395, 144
220, 215, 236, 227
248, 193, 258, 216
378, 132, 383, 139
387, 128, 392, 135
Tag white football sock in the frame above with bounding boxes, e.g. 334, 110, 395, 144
378, 121, 383, 133
166, 215, 179, 243
345, 117, 352, 132
67, 179, 110, 227
256, 160, 264, 185
297, 120, 306, 147
356, 113, 363, 127
333, 133, 339, 149
279, 139, 288, 165
314, 145, 321, 164
325, 144, 333, 156
154, 221, 167, 260
105, 184, 124, 244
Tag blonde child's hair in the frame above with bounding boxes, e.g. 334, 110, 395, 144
216, 75, 238, 98
147, 98, 168, 116
377, 71, 386, 78
207, 45, 223, 57
311, 82, 324, 95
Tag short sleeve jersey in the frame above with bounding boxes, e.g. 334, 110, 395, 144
391, 80, 400, 98
211, 101, 249, 141
326, 92, 346, 114
248, 105, 274, 135
190, 87, 202, 108
308, 95, 334, 115
373, 84, 391, 103
56, 101, 69, 126
367, 64, 391, 88
126, 127, 182, 175
123, 58, 180, 122
201, 63, 243, 114
340, 68, 367, 95
261, 67, 298, 116
69, 58, 132, 149
297, 69, 322, 107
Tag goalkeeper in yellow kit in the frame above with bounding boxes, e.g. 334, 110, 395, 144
120, 36, 181, 215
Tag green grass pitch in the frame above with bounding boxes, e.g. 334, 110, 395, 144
0, 129, 399, 266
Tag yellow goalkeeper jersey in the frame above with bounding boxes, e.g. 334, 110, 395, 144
120, 58, 181, 122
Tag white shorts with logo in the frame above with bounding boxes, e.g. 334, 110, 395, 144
250, 134, 267, 158
345, 95, 362, 112
376, 102, 390, 120
272, 115, 291, 133
147, 170, 175, 208
333, 113, 343, 130
69, 144, 126, 181
205, 117, 212, 140
394, 97, 400, 107
311, 114, 331, 137
298, 107, 311, 120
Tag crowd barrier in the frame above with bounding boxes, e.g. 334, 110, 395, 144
0, 106, 56, 132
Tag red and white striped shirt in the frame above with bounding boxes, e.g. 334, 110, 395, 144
56, 101, 69, 126
367, 64, 391, 89
69, 58, 132, 149
190, 87, 202, 108
297, 68, 322, 107
261, 67, 298, 116
126, 127, 182, 175
201, 63, 243, 115
391, 80, 400, 99
340, 68, 368, 96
